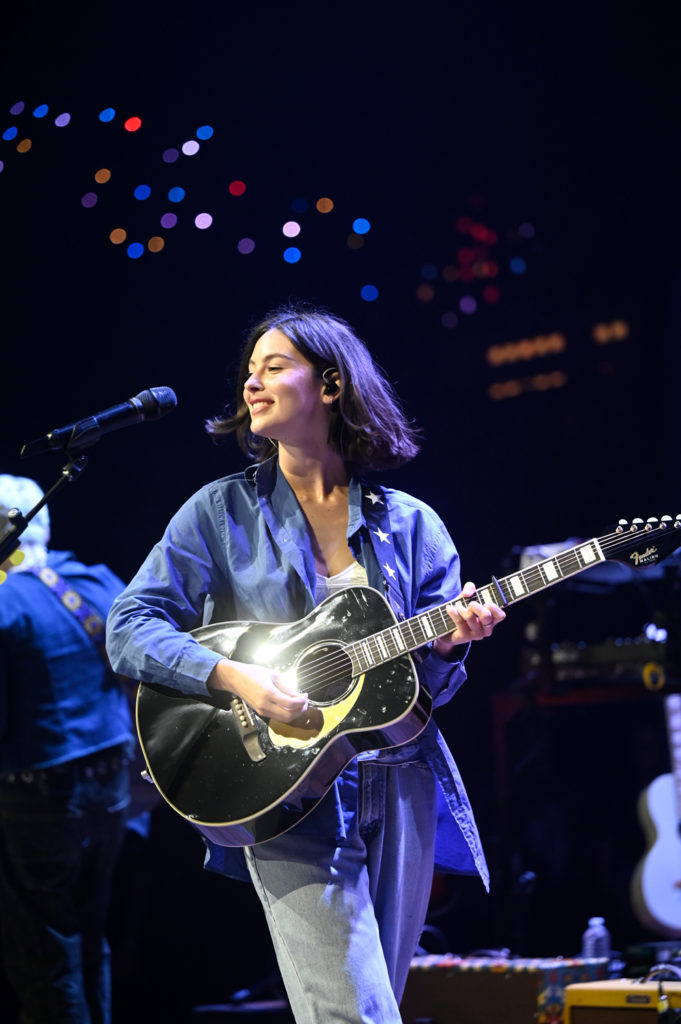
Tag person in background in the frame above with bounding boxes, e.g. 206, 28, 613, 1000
0, 474, 134, 1024
106, 304, 506, 1024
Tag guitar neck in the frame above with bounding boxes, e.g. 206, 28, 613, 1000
347, 515, 681, 675
348, 537, 606, 674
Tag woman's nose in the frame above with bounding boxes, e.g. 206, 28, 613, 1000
245, 373, 262, 390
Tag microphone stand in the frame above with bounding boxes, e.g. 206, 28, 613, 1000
0, 454, 89, 564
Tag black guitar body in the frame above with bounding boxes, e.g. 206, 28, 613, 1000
136, 586, 432, 847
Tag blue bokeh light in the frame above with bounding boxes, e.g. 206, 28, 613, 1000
196, 125, 213, 140
32, 104, 48, 118
168, 187, 186, 203
98, 108, 116, 122
134, 184, 152, 200
361, 285, 379, 302
127, 242, 145, 260
510, 257, 527, 275
352, 218, 371, 235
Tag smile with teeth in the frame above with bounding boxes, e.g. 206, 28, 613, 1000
250, 400, 273, 415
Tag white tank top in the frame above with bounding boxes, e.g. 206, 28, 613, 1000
315, 560, 368, 605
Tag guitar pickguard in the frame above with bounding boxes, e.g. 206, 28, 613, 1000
267, 673, 366, 749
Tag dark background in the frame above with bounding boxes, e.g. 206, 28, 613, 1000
2, 2, 681, 1020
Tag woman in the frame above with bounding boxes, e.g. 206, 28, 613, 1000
106, 304, 505, 1024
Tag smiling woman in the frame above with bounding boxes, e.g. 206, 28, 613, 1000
105, 301, 505, 1024
206, 304, 421, 470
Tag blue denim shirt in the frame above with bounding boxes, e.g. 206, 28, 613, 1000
106, 458, 489, 888
0, 551, 134, 775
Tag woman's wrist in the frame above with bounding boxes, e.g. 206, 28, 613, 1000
433, 636, 457, 658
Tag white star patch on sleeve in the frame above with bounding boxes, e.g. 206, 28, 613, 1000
365, 490, 384, 505
373, 528, 390, 543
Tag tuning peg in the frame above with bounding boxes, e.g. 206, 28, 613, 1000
629, 518, 644, 532
617, 519, 628, 532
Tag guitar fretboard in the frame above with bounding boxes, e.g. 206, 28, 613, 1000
347, 539, 605, 674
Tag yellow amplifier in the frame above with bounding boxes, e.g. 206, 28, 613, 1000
565, 979, 681, 1023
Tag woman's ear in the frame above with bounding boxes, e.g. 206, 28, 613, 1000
322, 367, 340, 398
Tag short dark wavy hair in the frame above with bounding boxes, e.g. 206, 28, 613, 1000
205, 304, 420, 471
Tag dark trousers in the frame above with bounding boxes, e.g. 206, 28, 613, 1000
0, 753, 129, 1024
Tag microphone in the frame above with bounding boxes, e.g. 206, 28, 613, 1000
20, 387, 178, 458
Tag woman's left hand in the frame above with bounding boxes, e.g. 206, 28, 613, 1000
434, 580, 506, 656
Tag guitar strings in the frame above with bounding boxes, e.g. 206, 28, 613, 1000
271, 525, 678, 700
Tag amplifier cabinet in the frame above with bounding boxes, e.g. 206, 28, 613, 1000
400, 955, 609, 1024
565, 980, 681, 1023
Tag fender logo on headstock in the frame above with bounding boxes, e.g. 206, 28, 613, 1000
630, 547, 658, 567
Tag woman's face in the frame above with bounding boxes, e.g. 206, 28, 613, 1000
243, 329, 333, 447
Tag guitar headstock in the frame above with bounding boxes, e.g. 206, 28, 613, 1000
603, 515, 681, 569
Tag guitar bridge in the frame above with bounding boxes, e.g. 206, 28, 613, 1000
229, 697, 266, 763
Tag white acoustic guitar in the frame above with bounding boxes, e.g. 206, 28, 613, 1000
631, 693, 681, 937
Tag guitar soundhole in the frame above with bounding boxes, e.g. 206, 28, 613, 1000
296, 643, 354, 706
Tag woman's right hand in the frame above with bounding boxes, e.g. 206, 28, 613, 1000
208, 658, 309, 722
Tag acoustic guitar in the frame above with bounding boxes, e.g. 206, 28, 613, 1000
631, 692, 681, 937
136, 516, 681, 848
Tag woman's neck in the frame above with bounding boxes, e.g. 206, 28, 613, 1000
277, 445, 349, 503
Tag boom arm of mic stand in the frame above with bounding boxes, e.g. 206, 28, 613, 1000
0, 455, 89, 564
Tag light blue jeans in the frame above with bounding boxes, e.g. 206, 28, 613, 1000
245, 760, 438, 1024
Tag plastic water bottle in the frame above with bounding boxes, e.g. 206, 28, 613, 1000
581, 916, 611, 958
